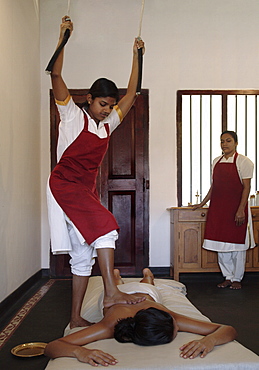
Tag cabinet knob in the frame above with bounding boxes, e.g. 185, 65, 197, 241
201, 212, 206, 217
252, 213, 256, 218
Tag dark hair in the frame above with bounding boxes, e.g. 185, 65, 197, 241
88, 77, 119, 102
221, 130, 238, 143
114, 307, 175, 346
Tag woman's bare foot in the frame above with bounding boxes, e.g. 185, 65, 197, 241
140, 268, 155, 285
103, 268, 148, 307
103, 290, 146, 308
70, 317, 93, 329
113, 269, 124, 285
230, 281, 242, 289
217, 279, 232, 288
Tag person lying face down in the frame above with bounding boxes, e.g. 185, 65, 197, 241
114, 306, 176, 346
44, 268, 237, 367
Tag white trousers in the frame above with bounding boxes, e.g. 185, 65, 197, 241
66, 220, 118, 277
218, 250, 246, 282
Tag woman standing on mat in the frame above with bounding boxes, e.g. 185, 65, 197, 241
193, 131, 255, 289
47, 16, 145, 329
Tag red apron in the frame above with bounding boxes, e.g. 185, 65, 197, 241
49, 112, 119, 245
204, 152, 248, 244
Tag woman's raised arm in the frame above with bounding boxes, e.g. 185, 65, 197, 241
117, 38, 145, 118
50, 16, 73, 102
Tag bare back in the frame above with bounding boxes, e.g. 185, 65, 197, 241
103, 293, 173, 326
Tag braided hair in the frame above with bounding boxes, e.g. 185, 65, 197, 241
114, 307, 175, 346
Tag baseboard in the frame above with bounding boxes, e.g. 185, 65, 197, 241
0, 269, 49, 329
117, 267, 171, 278
41, 268, 50, 277
149, 266, 170, 276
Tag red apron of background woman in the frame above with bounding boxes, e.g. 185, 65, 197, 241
203, 153, 248, 286
204, 152, 248, 244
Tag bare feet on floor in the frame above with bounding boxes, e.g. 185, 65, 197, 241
217, 279, 232, 288
230, 281, 242, 289
70, 317, 93, 329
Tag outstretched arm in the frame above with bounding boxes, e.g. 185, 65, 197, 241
174, 313, 237, 359
117, 38, 145, 118
44, 339, 117, 366
50, 16, 73, 102
44, 321, 116, 366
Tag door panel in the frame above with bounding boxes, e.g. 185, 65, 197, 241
178, 223, 201, 269
110, 191, 135, 265
49, 89, 149, 276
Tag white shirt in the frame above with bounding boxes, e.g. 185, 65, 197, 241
56, 96, 122, 161
47, 96, 122, 253
212, 153, 254, 182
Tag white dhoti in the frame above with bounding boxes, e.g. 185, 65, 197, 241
218, 250, 246, 282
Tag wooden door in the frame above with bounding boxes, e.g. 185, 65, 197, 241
178, 223, 201, 269
201, 249, 220, 269
49, 89, 149, 277
248, 208, 259, 268
251, 209, 259, 267
201, 222, 220, 269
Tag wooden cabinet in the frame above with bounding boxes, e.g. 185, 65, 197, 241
169, 207, 259, 280
247, 207, 259, 268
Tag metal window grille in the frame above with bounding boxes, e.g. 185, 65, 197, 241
177, 90, 259, 207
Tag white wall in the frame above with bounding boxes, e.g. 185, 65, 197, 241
40, 0, 259, 270
0, 0, 41, 302
3, 0, 259, 304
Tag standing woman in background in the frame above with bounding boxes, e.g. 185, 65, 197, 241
193, 131, 255, 289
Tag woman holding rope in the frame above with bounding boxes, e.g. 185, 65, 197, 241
47, 16, 145, 329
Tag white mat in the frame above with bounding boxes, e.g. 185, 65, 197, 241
46, 276, 259, 370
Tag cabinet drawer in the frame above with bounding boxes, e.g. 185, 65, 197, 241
178, 208, 208, 222
251, 207, 259, 221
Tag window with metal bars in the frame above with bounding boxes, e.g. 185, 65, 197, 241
177, 90, 259, 207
